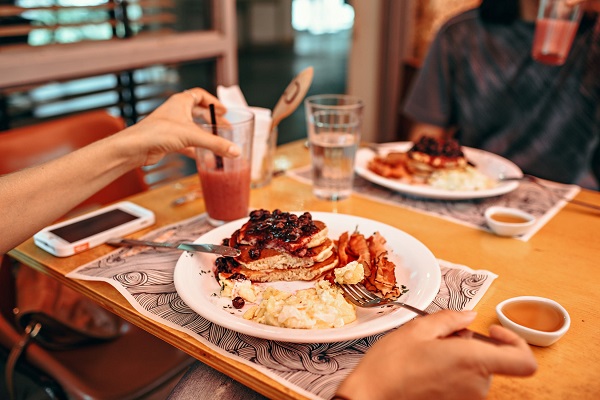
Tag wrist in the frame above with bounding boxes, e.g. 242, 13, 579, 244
108, 125, 149, 169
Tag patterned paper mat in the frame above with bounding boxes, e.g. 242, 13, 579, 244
287, 166, 580, 242
68, 214, 498, 400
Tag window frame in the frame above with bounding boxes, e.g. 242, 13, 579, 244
0, 0, 238, 89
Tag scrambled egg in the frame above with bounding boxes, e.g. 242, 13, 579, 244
334, 261, 364, 284
428, 166, 494, 191
219, 262, 365, 329
243, 280, 356, 329
220, 277, 262, 303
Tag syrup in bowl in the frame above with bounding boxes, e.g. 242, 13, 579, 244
484, 206, 536, 237
501, 300, 564, 332
496, 296, 570, 347
489, 213, 530, 224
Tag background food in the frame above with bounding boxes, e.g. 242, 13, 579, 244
368, 137, 495, 191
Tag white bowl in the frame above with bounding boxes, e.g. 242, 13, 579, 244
496, 296, 570, 347
484, 206, 536, 237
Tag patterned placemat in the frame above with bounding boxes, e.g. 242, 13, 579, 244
68, 214, 498, 400
287, 166, 580, 241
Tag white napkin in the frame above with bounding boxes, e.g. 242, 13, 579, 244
217, 85, 273, 181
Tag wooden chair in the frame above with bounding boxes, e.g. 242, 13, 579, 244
0, 110, 194, 399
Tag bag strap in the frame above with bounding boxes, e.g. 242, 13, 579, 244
13, 265, 124, 349
5, 321, 42, 400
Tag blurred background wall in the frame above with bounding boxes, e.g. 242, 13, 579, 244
0, 0, 480, 183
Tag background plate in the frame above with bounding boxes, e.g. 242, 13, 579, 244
355, 142, 522, 200
174, 212, 440, 343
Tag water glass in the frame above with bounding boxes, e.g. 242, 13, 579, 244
532, 0, 582, 66
305, 94, 364, 200
195, 108, 254, 226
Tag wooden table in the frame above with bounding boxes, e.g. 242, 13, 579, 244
9, 140, 600, 399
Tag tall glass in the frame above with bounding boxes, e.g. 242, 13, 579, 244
532, 0, 582, 66
305, 94, 363, 201
195, 108, 254, 226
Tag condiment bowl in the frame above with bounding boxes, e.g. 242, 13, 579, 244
496, 296, 570, 347
484, 206, 536, 237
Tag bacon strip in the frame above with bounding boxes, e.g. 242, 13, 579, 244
336, 232, 351, 267
332, 230, 403, 299
348, 232, 371, 277
368, 232, 387, 260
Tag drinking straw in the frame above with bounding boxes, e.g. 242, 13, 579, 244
209, 104, 224, 170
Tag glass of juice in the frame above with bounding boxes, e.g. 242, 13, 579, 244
304, 94, 364, 201
195, 108, 254, 226
532, 0, 582, 66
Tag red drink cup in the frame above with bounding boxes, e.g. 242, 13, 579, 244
532, 0, 582, 66
195, 108, 254, 226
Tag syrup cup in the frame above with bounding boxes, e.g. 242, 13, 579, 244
496, 296, 570, 347
484, 206, 536, 237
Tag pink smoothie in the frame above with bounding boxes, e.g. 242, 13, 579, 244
198, 162, 251, 223
532, 18, 579, 66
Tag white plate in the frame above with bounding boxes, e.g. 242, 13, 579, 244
174, 212, 441, 343
355, 142, 522, 200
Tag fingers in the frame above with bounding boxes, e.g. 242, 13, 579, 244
408, 310, 478, 339
473, 325, 538, 377
418, 316, 538, 378
189, 125, 241, 158
185, 88, 226, 114
488, 324, 524, 346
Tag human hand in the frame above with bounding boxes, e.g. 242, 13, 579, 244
117, 88, 240, 167
334, 310, 537, 400
566, 0, 600, 11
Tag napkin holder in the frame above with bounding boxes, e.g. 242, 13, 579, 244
217, 85, 276, 188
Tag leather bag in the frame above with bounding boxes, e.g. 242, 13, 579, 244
5, 266, 123, 400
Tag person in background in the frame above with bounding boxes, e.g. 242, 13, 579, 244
0, 89, 537, 400
403, 0, 600, 190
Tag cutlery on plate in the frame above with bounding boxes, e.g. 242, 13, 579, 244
106, 238, 240, 257
337, 282, 502, 345
499, 174, 600, 211
362, 142, 400, 155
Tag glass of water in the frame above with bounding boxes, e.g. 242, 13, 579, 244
305, 94, 364, 200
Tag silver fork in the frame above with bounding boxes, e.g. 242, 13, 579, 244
338, 283, 501, 345
499, 174, 600, 212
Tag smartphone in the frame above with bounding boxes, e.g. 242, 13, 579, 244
33, 201, 155, 257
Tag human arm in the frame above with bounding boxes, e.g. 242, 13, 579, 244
402, 18, 457, 143
567, 0, 600, 12
334, 310, 537, 400
0, 88, 238, 254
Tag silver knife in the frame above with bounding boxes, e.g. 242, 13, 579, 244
106, 238, 240, 257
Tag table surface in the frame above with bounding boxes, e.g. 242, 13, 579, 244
9, 140, 600, 400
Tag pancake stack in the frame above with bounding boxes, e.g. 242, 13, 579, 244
216, 209, 338, 282
406, 136, 468, 180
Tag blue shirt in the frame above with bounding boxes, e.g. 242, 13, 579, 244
403, 9, 600, 188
